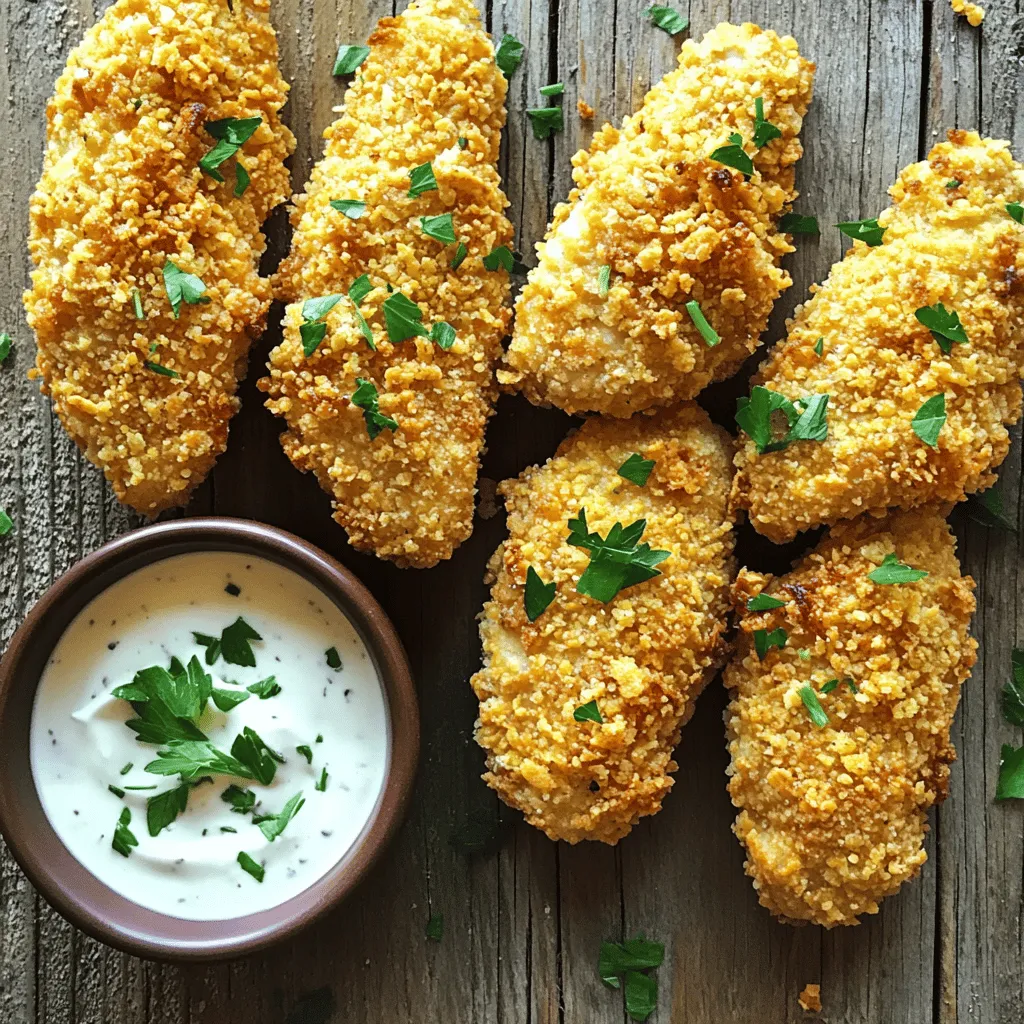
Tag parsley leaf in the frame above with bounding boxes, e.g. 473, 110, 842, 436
330, 198, 366, 219
573, 699, 603, 724
747, 593, 786, 611
483, 246, 515, 272
798, 685, 829, 728
315, 767, 329, 792
819, 678, 839, 694
946, 178, 962, 190
254, 792, 305, 842
754, 627, 787, 660
450, 242, 468, 271
599, 937, 664, 988
813, 337, 824, 356
1002, 649, 1024, 727
220, 617, 262, 667
430, 321, 457, 351
144, 740, 254, 782
146, 783, 189, 837
0, 333, 11, 363
997, 743, 1024, 800
526, 106, 564, 140
408, 162, 438, 198
211, 687, 250, 712
735, 386, 829, 454
598, 264, 611, 297
246, 676, 281, 699
644, 5, 688, 35
221, 784, 257, 815
685, 300, 720, 346
162, 260, 209, 319
382, 291, 429, 343
234, 163, 250, 197
112, 807, 138, 858
709, 136, 753, 177
333, 44, 370, 76
0, 508, 11, 537
778, 213, 820, 235
868, 552, 928, 585
968, 486, 1017, 531
568, 509, 671, 604
617, 453, 655, 486
346, 275, 375, 349
911, 393, 946, 448
524, 566, 556, 622
144, 360, 180, 379
238, 851, 265, 882
915, 303, 968, 354
1007, 202, 1024, 224
494, 34, 525, 77
108, 785, 125, 799
192, 631, 222, 665
300, 294, 343, 357
837, 217, 885, 246
624, 971, 658, 1022
352, 377, 399, 440
326, 646, 343, 670
420, 213, 457, 245
199, 116, 261, 183
426, 914, 444, 941
540, 82, 564, 97
296, 744, 313, 764
752, 96, 781, 148
131, 288, 146, 320
230, 726, 284, 786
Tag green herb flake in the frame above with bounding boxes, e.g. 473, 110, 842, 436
797, 648, 811, 661
254, 792, 305, 842
483, 246, 515, 272
112, 807, 139, 858
382, 290, 429, 343
526, 106, 564, 140
568, 508, 671, 604
1002, 649, 1024, 727
1007, 202, 1024, 224
326, 646, 343, 670
779, 212, 820, 235
624, 971, 658, 1022
813, 337, 824, 357
144, 741, 254, 783
996, 743, 1024, 800
220, 826, 237, 833
211, 687, 250, 712
540, 82, 565, 97
246, 675, 281, 699
315, 768, 329, 792
736, 386, 829, 455
145, 361, 181, 379
221, 784, 257, 815
968, 486, 1017, 531
599, 936, 664, 989
230, 726, 285, 786
130, 288, 146, 321
524, 566, 556, 622
911, 393, 946, 448
644, 4, 688, 35
351, 377, 399, 440
946, 178, 962, 190
233, 162, 250, 198
219, 617, 261, 667
316, 734, 324, 743
685, 299, 721, 347
457, 137, 468, 150
333, 44, 370, 77
494, 34, 525, 77
868, 551, 929, 585
426, 913, 444, 941
0, 333, 10, 365
296, 744, 314, 764
120, 762, 134, 776
837, 217, 886, 246
429, 321, 457, 351
420, 213, 457, 245
747, 593, 786, 611
330, 198, 366, 219
0, 509, 11, 537
300, 293, 344, 357
162, 259, 209, 319
108, 785, 125, 799
915, 303, 968, 355
146, 783, 190, 838
573, 699, 603, 724
819, 678, 839, 694
597, 264, 612, 298
617, 453, 655, 487
798, 685, 829, 728
199, 116, 261, 183
450, 242, 468, 271
709, 137, 753, 177
408, 162, 439, 199
238, 851, 265, 882
753, 627, 787, 660
752, 96, 782, 149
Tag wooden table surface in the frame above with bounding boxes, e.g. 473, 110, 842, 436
1, 0, 1022, 1021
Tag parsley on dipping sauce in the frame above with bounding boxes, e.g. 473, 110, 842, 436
192, 617, 262, 667
326, 646, 342, 670
1007, 202, 1024, 224
408, 162, 439, 198
709, 133, 753, 177
299, 294, 343, 357
0, 508, 11, 537
915, 303, 968, 354
162, 260, 208, 319
752, 97, 781, 148
798, 685, 829, 728
868, 552, 928, 585
735, 385, 829, 455
754, 627, 787, 660
524, 566, 556, 622
330, 198, 366, 219
617, 453, 655, 487
420, 213, 457, 245
573, 700, 603, 724
644, 5, 688, 35
526, 106, 564, 140
567, 509, 670, 604
779, 213, 820, 235
494, 34, 525, 77
146, 783, 190, 837
685, 299, 720, 346
247, 676, 281, 699
426, 914, 444, 941
483, 246, 515, 272
351, 378, 398, 440
837, 217, 885, 246
315, 768, 329, 792
108, 785, 125, 799
238, 851, 265, 883
199, 116, 261, 189
222, 785, 257, 815
253, 792, 305, 842
747, 593, 786, 611
112, 807, 138, 858
333, 44, 370, 76
296, 744, 313, 764
599, 937, 664, 1022
911, 393, 946, 448
225, 582, 241, 597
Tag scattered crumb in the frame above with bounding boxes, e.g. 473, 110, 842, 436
477, 477, 499, 520
577, 99, 595, 120
798, 984, 821, 1013
951, 0, 985, 25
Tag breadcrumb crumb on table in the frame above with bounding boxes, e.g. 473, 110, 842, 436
951, 0, 985, 26
577, 99, 595, 120
471, 404, 736, 844
798, 984, 821, 1013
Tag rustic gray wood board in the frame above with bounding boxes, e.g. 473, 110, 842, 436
0, 0, 1021, 1021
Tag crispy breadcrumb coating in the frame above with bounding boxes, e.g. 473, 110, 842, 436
798, 984, 822, 1013
951, 0, 985, 26
24, 0, 294, 515
725, 510, 976, 926
260, 0, 512, 568
499, 23, 814, 418
732, 131, 1024, 542
471, 405, 736, 844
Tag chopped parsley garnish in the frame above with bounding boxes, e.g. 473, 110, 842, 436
246, 676, 281, 699
911, 393, 946, 448
946, 179, 961, 190
426, 914, 444, 941
253, 792, 305, 842
299, 294, 343, 357
162, 260, 209, 319
457, 137, 468, 149
709, 134, 753, 177
225, 582, 241, 597
330, 198, 366, 219
316, 734, 323, 743
145, 360, 181, 379
540, 82, 565, 97
234, 163, 250, 198
211, 687, 250, 712
617, 453, 655, 487
112, 807, 138, 858
382, 290, 428, 343
494, 34, 525, 77
351, 378, 398, 440
1002, 649, 1024, 727
120, 762, 134, 775
220, 826, 237, 833
747, 593, 786, 611
1007, 202, 1024, 224
643, 4, 688, 35
131, 288, 145, 320
0, 509, 11, 537
753, 627, 787, 660
326, 646, 342, 670
573, 700, 603, 724
230, 726, 284, 785
813, 337, 824, 356
597, 264, 611, 297
315, 768, 329, 792
483, 246, 515, 272
237, 851, 265, 882
568, 509, 670, 604
752, 97, 781, 148
819, 678, 839, 694
450, 242, 468, 271
778, 213, 820, 235
526, 106, 564, 140
624, 973, 658, 1023
408, 162, 439, 198
221, 784, 257, 815
296, 744, 313, 764
524, 566, 556, 622
0, 333, 10, 363
997, 743, 1024, 801
968, 486, 1017, 531
915, 303, 968, 354
798, 685, 829, 728
113, 657, 213, 731
197, 616, 262, 667
420, 213, 457, 245
430, 321, 457, 351
332, 44, 370, 76
797, 648, 811, 661
685, 299, 720, 346
144, 741, 254, 782
599, 937, 664, 1021
199, 116, 261, 185
146, 783, 189, 837
868, 552, 928, 585
837, 217, 886, 246
108, 785, 125, 799
346, 274, 375, 349
735, 386, 829, 454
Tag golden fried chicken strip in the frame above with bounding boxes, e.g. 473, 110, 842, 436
471, 405, 736, 844
732, 131, 1024, 542
498, 22, 814, 418
725, 510, 976, 926
24, 0, 294, 515
260, 0, 511, 568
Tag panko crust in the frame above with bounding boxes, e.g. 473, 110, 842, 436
725, 510, 976, 926
499, 22, 814, 418
261, 0, 512, 568
471, 404, 737, 844
732, 130, 1024, 542
23, 0, 294, 515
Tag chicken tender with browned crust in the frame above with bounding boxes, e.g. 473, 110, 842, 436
498, 22, 814, 418
261, 0, 512, 568
471, 405, 736, 844
732, 131, 1024, 543
24, 0, 294, 516
725, 510, 976, 926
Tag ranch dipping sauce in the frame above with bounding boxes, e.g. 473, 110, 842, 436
30, 551, 388, 921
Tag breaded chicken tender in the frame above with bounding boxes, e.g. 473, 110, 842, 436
24, 0, 294, 515
260, 0, 512, 568
725, 510, 976, 926
471, 405, 736, 843
499, 23, 814, 418
732, 131, 1024, 542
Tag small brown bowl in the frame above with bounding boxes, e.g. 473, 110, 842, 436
0, 518, 419, 962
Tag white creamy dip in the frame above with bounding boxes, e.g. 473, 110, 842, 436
30, 551, 389, 921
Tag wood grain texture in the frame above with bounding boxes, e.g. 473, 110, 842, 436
1, 0, 1022, 1021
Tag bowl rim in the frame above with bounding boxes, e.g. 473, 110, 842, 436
0, 517, 419, 963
